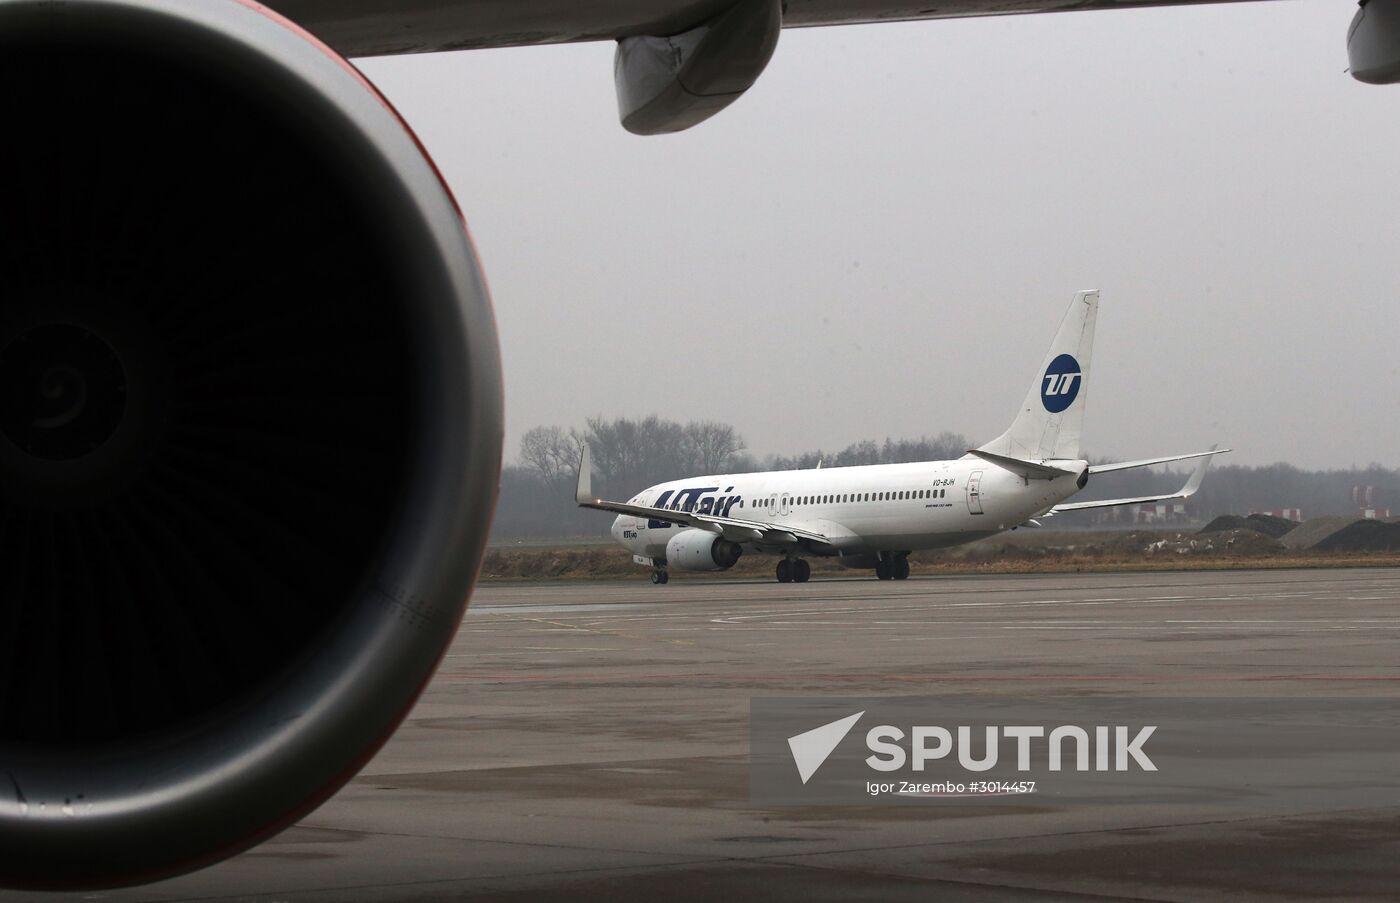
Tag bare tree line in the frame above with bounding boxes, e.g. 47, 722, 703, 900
518, 417, 971, 497
494, 415, 1400, 540
519, 416, 744, 496
501, 417, 985, 539
764, 433, 972, 472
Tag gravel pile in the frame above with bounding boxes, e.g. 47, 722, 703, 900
1311, 520, 1400, 552
1199, 514, 1297, 539
1279, 516, 1358, 551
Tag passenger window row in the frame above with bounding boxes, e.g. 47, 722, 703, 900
772, 488, 952, 506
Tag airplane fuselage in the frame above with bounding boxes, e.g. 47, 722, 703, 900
610, 456, 1088, 564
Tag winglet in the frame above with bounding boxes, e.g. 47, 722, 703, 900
575, 443, 593, 506
1179, 444, 1221, 498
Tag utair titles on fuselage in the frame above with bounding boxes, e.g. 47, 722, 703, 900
577, 291, 1227, 584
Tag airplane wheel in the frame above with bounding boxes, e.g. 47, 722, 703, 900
875, 561, 892, 581
650, 571, 661, 584
794, 559, 811, 583
776, 560, 793, 583
893, 558, 910, 580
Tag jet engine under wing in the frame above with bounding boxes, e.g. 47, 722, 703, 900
575, 446, 836, 547
0, 0, 503, 889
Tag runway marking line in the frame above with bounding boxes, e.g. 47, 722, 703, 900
438, 672, 1400, 683
524, 616, 694, 648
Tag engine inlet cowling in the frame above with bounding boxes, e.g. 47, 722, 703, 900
666, 528, 744, 571
0, 0, 501, 889
1350, 0, 1400, 84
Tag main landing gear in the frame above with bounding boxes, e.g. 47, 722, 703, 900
776, 558, 811, 583
649, 569, 669, 585
875, 556, 910, 581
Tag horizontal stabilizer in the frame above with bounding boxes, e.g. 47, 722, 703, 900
1051, 446, 1225, 514
968, 448, 1079, 480
1089, 447, 1231, 475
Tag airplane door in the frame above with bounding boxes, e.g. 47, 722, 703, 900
780, 492, 791, 516
966, 471, 984, 515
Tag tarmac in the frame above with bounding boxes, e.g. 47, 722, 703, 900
13, 567, 1400, 901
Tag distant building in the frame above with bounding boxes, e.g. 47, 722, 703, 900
1253, 508, 1304, 522
1080, 500, 1198, 525
1349, 487, 1391, 519
1129, 502, 1188, 524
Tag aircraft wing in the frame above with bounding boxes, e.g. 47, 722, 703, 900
266, 1, 1378, 135
1048, 447, 1222, 514
270, 0, 1285, 56
575, 446, 836, 547
580, 497, 838, 546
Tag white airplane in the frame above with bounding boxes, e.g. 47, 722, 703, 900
577, 290, 1227, 583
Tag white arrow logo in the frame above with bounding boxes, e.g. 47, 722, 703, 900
787, 711, 864, 784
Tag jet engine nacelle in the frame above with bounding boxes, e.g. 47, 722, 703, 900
665, 528, 743, 571
1350, 0, 1400, 84
0, 0, 501, 889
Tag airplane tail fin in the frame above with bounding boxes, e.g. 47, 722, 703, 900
978, 290, 1099, 462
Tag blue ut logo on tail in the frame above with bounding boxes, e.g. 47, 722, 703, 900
1041, 353, 1082, 413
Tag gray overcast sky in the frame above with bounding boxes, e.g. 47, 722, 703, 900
359, 0, 1400, 472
